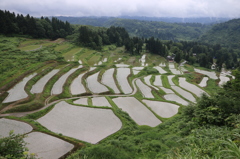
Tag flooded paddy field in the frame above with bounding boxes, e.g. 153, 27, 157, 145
37, 101, 122, 144
112, 97, 162, 127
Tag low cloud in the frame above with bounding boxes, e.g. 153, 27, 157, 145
1, 0, 240, 17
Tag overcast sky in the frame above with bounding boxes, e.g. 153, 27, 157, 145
1, 0, 240, 18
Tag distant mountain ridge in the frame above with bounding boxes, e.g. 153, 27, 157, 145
199, 18, 240, 49
56, 16, 231, 25
56, 16, 213, 41
56, 16, 239, 50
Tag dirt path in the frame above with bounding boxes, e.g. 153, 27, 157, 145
0, 78, 139, 117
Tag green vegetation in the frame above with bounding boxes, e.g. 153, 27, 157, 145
0, 10, 73, 39
165, 40, 239, 70
20, 45, 42, 51
200, 18, 240, 50
0, 131, 36, 159
0, 36, 65, 87
67, 69, 240, 159
58, 17, 211, 41
136, 66, 159, 77
1, 9, 240, 159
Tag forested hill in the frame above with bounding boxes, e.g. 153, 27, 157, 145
56, 16, 211, 41
0, 10, 73, 39
199, 18, 240, 49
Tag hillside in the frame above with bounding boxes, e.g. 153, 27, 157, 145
1, 35, 239, 159
199, 18, 240, 49
57, 16, 211, 41
1, 10, 240, 159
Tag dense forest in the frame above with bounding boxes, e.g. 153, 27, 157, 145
77, 26, 129, 50
199, 18, 240, 49
0, 10, 73, 39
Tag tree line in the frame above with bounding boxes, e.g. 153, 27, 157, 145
166, 41, 239, 70
77, 25, 145, 54
0, 10, 73, 39
77, 26, 129, 50
1, 9, 238, 70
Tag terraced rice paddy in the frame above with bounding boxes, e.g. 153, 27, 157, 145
70, 73, 86, 95
37, 101, 122, 144
86, 72, 109, 94
169, 63, 182, 74
88, 54, 101, 66
89, 67, 96, 72
101, 68, 120, 94
171, 86, 196, 103
199, 77, 209, 87
3, 73, 36, 103
194, 68, 218, 79
132, 67, 144, 70
159, 63, 166, 67
54, 43, 72, 51
178, 77, 208, 97
112, 97, 161, 126
154, 66, 167, 74
160, 87, 174, 94
0, 118, 32, 138
164, 94, 189, 106
63, 47, 82, 61
24, 132, 74, 159
140, 54, 146, 66
103, 58, 107, 62
20, 45, 42, 51
144, 75, 159, 90
52, 67, 80, 95
132, 67, 144, 75
219, 75, 230, 87
136, 79, 154, 98
96, 61, 102, 65
116, 68, 132, 94
91, 97, 112, 107
31, 69, 59, 94
180, 67, 188, 72
1, 38, 232, 157
115, 64, 129, 68
153, 75, 163, 87
73, 98, 88, 105
142, 100, 179, 118
133, 70, 140, 75
78, 60, 82, 64
167, 75, 175, 86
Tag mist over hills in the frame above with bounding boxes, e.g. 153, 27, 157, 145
56, 16, 214, 41
56, 16, 231, 25
56, 16, 239, 50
